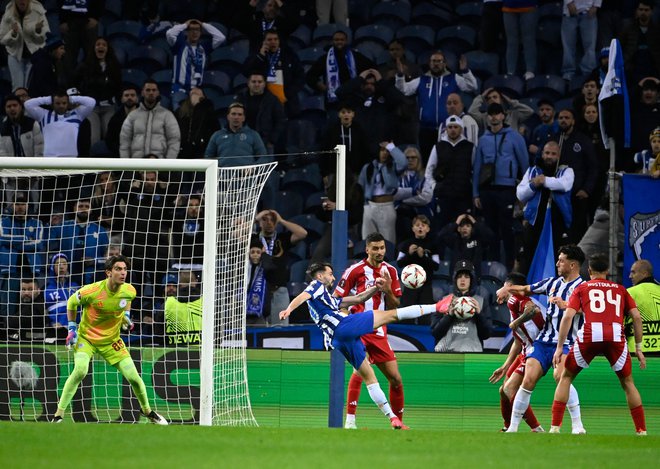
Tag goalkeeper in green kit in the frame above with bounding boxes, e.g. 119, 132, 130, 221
51, 255, 167, 425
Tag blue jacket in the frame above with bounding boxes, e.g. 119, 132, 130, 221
473, 126, 529, 197
44, 278, 79, 326
0, 215, 45, 276
48, 220, 109, 278
517, 164, 574, 228
417, 73, 459, 129
205, 125, 271, 167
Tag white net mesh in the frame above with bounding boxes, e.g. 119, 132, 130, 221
0, 159, 275, 425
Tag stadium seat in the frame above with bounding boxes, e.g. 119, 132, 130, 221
484, 74, 525, 99
202, 70, 231, 94
354, 42, 386, 63
371, 1, 412, 31
455, 1, 483, 28
206, 92, 235, 113
287, 24, 312, 51
435, 25, 478, 56
354, 24, 394, 47
207, 21, 229, 41
297, 46, 326, 65
127, 45, 169, 76
109, 36, 139, 61
491, 302, 511, 328
106, 20, 141, 40
304, 191, 326, 214
464, 50, 500, 81
311, 23, 351, 47
395, 24, 435, 56
289, 259, 311, 283
151, 69, 173, 95
281, 165, 323, 198
271, 190, 304, 221
434, 260, 452, 281
288, 240, 308, 263
289, 214, 327, 241
103, 0, 122, 19
121, 68, 149, 88
568, 75, 586, 96
411, 2, 455, 30
525, 75, 567, 102
476, 285, 492, 306
232, 74, 247, 93
481, 261, 507, 283
351, 239, 397, 261
287, 281, 309, 299
286, 119, 319, 155
208, 45, 248, 78
431, 278, 448, 301
298, 95, 327, 132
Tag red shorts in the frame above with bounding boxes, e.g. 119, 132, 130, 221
361, 325, 396, 364
506, 353, 526, 378
564, 340, 632, 378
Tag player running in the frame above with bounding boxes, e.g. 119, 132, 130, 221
279, 261, 443, 430
550, 253, 647, 435
333, 232, 405, 429
51, 255, 167, 424
496, 244, 586, 434
489, 272, 545, 432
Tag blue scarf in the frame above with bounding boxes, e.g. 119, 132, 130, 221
326, 47, 356, 103
267, 48, 281, 82
246, 264, 267, 317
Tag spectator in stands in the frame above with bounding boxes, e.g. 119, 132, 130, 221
58, 0, 101, 73
439, 93, 479, 146
597, 0, 623, 50
395, 51, 478, 161
571, 77, 600, 116
394, 146, 435, 242
358, 141, 407, 245
235, 0, 297, 53
164, 270, 203, 346
119, 79, 181, 159
438, 213, 495, 278
7, 277, 48, 334
378, 39, 422, 145
44, 252, 78, 328
633, 127, 660, 176
473, 102, 529, 269
516, 141, 574, 274
426, 115, 475, 228
171, 194, 204, 269
316, 0, 347, 25
234, 71, 287, 155
243, 28, 304, 117
431, 259, 490, 352
306, 30, 374, 111
105, 85, 138, 156
0, 0, 49, 90
0, 94, 43, 157
528, 98, 558, 164
176, 87, 219, 158
48, 196, 109, 285
23, 89, 95, 157
469, 87, 534, 136
560, 0, 599, 81
551, 108, 597, 243
631, 78, 660, 156
396, 215, 440, 310
255, 209, 308, 326
74, 37, 122, 146
90, 171, 123, 241
28, 32, 69, 98
205, 102, 270, 167
246, 236, 270, 325
166, 18, 226, 106
620, 0, 660, 84
319, 101, 371, 176
502, 0, 538, 80
335, 68, 406, 157
576, 103, 608, 214
480, 0, 505, 53
13, 86, 29, 103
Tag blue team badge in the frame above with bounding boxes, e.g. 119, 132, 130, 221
119, 299, 127, 308
573, 143, 582, 153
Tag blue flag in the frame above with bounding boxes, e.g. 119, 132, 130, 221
598, 38, 631, 149
527, 208, 556, 311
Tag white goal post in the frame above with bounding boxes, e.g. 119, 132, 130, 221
0, 157, 276, 426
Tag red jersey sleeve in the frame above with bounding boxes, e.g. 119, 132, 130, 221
387, 264, 402, 297
567, 283, 584, 311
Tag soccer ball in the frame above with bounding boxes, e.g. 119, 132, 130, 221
452, 296, 476, 319
400, 264, 426, 289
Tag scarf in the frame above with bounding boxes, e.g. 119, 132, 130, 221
326, 47, 356, 103
246, 263, 267, 317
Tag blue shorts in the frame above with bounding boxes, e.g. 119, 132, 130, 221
527, 340, 569, 374
331, 311, 375, 370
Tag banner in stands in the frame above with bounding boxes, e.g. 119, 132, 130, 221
623, 175, 660, 287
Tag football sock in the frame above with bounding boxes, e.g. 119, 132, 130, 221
506, 387, 532, 432
396, 305, 436, 320
346, 373, 363, 417
567, 384, 583, 430
390, 383, 404, 421
366, 383, 395, 419
630, 405, 646, 432
523, 405, 541, 429
57, 352, 91, 412
551, 400, 567, 427
117, 358, 151, 414
500, 391, 512, 427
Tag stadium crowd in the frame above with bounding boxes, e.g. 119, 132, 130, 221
0, 0, 659, 351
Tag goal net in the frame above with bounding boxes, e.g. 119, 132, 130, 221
0, 157, 276, 426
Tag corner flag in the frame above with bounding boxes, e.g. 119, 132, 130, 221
598, 38, 631, 149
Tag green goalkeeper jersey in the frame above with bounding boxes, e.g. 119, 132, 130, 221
67, 279, 137, 346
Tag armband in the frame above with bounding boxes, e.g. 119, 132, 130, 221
635, 342, 643, 350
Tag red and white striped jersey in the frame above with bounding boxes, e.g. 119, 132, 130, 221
507, 294, 545, 355
333, 259, 402, 313
569, 279, 637, 343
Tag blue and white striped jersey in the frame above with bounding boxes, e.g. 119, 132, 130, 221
304, 280, 347, 348
531, 275, 585, 345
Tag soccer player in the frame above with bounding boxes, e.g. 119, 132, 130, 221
489, 272, 544, 432
550, 253, 647, 435
279, 261, 443, 430
334, 232, 404, 429
495, 244, 586, 434
51, 255, 167, 424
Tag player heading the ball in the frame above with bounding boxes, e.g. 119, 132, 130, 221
279, 261, 445, 430
51, 255, 168, 425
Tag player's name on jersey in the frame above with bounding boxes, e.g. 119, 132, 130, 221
167, 332, 201, 346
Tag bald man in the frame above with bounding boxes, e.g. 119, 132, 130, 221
627, 260, 660, 354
